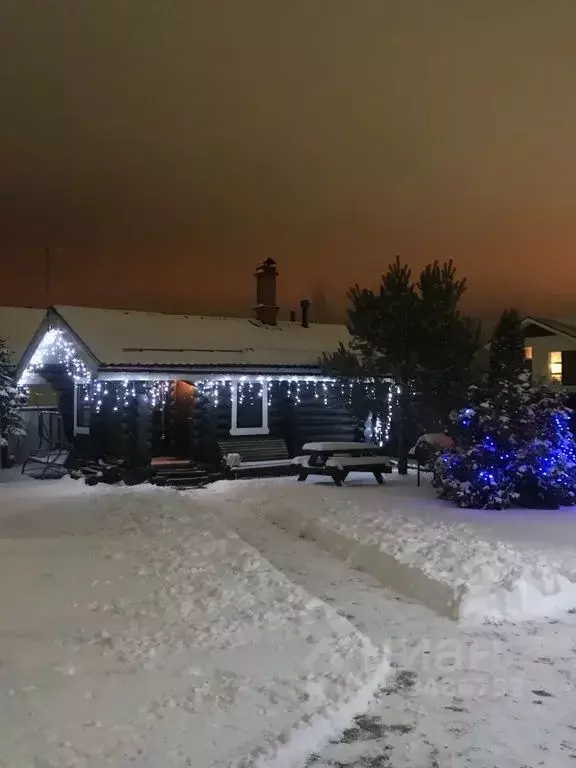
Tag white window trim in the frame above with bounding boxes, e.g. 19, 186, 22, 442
230, 379, 269, 436
73, 382, 91, 436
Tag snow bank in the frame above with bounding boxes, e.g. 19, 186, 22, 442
203, 477, 576, 623
0, 483, 388, 767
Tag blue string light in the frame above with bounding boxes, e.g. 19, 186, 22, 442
438, 379, 576, 509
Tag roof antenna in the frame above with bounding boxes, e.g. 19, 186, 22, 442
45, 247, 51, 304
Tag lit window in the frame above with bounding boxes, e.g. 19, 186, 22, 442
524, 346, 533, 360
549, 351, 562, 383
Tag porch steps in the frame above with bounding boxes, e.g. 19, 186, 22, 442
151, 464, 221, 489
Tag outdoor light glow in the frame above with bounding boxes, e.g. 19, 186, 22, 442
194, 375, 394, 444
441, 385, 576, 509
194, 375, 346, 409
18, 329, 395, 445
92, 379, 171, 413
18, 327, 92, 386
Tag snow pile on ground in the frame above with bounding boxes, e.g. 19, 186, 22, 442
211, 499, 576, 768
0, 481, 388, 767
203, 476, 576, 623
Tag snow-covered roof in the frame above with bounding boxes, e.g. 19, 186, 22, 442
50, 305, 349, 370
523, 316, 576, 340
0, 306, 45, 365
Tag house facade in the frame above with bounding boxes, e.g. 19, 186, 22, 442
5, 260, 394, 472
522, 316, 576, 390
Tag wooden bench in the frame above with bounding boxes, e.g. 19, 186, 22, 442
294, 454, 393, 487
217, 437, 294, 478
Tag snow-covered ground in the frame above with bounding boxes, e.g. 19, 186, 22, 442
203, 474, 576, 623
0, 477, 387, 767
4, 470, 576, 766
198, 476, 576, 766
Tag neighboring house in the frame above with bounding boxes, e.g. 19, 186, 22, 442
7, 260, 390, 472
522, 316, 576, 389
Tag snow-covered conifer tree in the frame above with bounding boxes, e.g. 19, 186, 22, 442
438, 372, 576, 508
438, 307, 576, 509
0, 337, 26, 452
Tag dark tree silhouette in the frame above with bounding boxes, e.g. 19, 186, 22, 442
325, 256, 480, 473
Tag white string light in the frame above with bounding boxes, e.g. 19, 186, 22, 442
18, 327, 92, 386
194, 375, 393, 443
83, 379, 172, 413
18, 330, 395, 444
149, 380, 167, 409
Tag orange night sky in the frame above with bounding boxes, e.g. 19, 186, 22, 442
2, 1, 576, 325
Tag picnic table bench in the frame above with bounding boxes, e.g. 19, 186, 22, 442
292, 441, 393, 487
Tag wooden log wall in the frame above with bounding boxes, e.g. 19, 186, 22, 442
89, 401, 122, 458
189, 384, 233, 463
121, 390, 152, 468
274, 382, 360, 452
91, 381, 196, 463
90, 381, 196, 461
188, 380, 361, 463
56, 377, 366, 466
90, 383, 153, 466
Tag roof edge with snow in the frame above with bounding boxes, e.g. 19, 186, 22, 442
522, 315, 576, 340
13, 304, 349, 376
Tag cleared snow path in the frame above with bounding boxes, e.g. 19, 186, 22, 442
202, 475, 576, 623
0, 480, 388, 768
199, 480, 576, 767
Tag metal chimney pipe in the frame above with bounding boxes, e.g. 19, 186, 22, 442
300, 299, 310, 328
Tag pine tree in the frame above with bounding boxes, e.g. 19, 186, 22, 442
437, 372, 576, 509
489, 308, 526, 383
416, 260, 482, 433
324, 256, 480, 473
0, 337, 26, 451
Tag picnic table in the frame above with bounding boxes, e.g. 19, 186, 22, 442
292, 441, 393, 486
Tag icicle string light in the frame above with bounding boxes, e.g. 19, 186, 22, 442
18, 328, 92, 385
193, 375, 394, 444
18, 331, 395, 445
91, 379, 171, 413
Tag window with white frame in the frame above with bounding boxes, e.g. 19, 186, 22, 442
230, 379, 269, 436
74, 381, 91, 435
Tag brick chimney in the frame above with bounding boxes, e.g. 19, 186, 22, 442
254, 257, 279, 325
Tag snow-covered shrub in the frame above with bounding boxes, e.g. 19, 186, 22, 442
0, 336, 26, 446
437, 373, 576, 509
